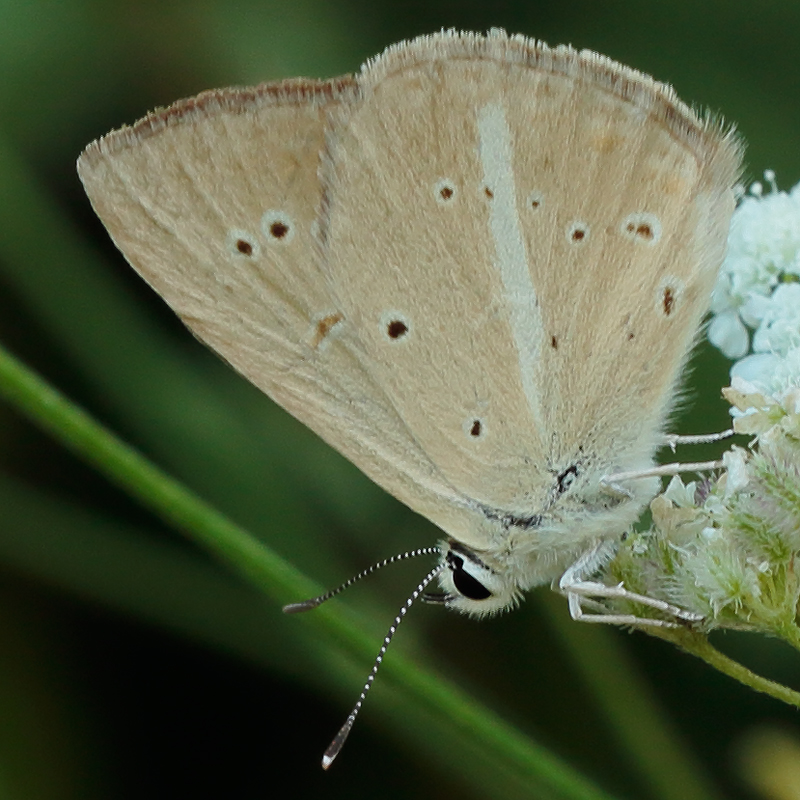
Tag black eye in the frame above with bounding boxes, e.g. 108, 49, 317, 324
449, 554, 492, 600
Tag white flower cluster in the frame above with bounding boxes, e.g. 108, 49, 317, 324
709, 171, 800, 398
602, 178, 800, 638
611, 382, 800, 633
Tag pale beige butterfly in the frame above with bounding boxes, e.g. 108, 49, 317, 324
78, 28, 742, 763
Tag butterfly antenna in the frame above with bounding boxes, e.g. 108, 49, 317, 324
321, 561, 446, 769
282, 546, 441, 613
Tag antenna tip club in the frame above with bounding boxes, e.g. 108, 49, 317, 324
282, 599, 321, 614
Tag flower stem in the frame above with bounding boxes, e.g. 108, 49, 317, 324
651, 627, 800, 708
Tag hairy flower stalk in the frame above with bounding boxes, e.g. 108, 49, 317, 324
602, 174, 800, 683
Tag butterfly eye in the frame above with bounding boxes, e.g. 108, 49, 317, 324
447, 551, 493, 600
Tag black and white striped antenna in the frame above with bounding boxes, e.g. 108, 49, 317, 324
283, 546, 443, 768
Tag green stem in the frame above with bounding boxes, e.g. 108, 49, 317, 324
651, 627, 800, 708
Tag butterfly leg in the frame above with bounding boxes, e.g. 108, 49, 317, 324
600, 432, 732, 495
558, 541, 704, 628
601, 460, 723, 497
662, 429, 734, 451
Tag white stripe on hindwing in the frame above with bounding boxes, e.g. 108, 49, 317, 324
477, 102, 543, 430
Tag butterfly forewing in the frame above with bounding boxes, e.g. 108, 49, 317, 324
78, 79, 480, 542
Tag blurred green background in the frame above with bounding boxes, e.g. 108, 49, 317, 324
1, 1, 800, 798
